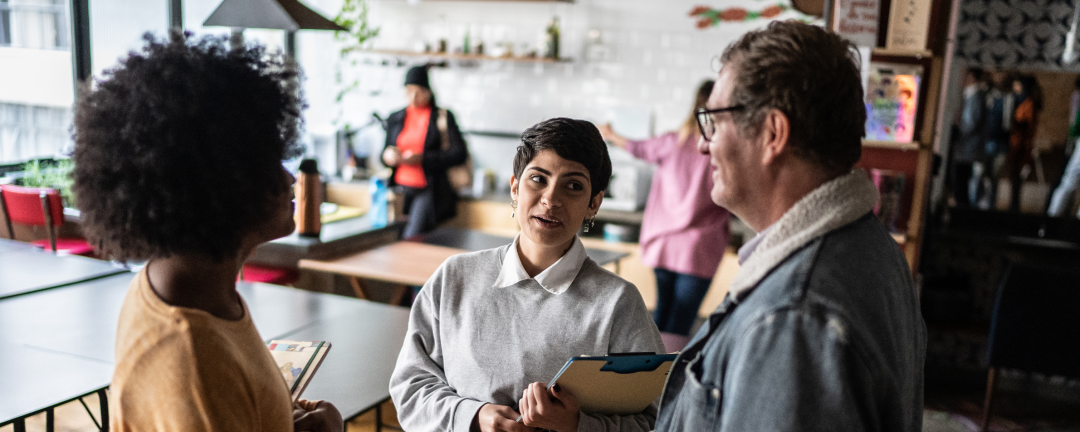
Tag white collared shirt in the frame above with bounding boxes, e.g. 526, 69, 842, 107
491, 234, 587, 295
737, 225, 774, 266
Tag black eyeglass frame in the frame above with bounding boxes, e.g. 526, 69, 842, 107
695, 105, 745, 140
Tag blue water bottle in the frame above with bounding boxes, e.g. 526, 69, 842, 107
369, 177, 389, 227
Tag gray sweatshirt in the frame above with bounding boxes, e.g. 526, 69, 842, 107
389, 239, 666, 432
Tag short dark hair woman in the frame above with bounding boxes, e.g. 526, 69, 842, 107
381, 65, 469, 238
390, 118, 665, 432
73, 32, 341, 431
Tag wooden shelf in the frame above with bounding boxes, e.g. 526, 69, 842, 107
363, 49, 567, 63
871, 48, 933, 58
863, 140, 920, 151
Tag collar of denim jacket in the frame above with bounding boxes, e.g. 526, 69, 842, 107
727, 169, 879, 302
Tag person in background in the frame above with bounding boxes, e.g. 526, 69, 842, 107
1048, 76, 1080, 218
598, 81, 731, 338
382, 65, 468, 238
654, 21, 925, 431
390, 118, 664, 432
72, 33, 342, 431
1006, 75, 1042, 213
950, 68, 987, 207
974, 71, 1013, 210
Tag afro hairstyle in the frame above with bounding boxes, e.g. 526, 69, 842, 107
72, 31, 305, 261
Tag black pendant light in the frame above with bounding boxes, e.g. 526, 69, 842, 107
203, 0, 345, 31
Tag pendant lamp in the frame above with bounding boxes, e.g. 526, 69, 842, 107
203, 0, 345, 31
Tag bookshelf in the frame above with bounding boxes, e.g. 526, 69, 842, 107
863, 140, 922, 151
837, 0, 947, 272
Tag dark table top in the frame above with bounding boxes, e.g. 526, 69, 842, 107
414, 227, 629, 267
0, 240, 129, 300
248, 214, 405, 268
278, 304, 410, 420
0, 272, 410, 424
0, 345, 114, 425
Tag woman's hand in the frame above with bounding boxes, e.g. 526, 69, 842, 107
400, 149, 423, 165
472, 403, 535, 432
382, 147, 402, 167
597, 123, 628, 149
517, 382, 580, 432
293, 399, 343, 432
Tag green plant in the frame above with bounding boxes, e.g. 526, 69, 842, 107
333, 0, 381, 126
20, 159, 75, 207
335, 0, 380, 58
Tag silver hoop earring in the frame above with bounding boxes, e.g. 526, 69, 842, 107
511, 200, 517, 218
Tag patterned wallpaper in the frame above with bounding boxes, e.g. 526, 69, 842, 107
957, 0, 1079, 71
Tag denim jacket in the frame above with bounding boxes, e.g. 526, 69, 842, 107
655, 171, 926, 432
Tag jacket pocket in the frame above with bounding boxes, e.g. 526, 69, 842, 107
666, 352, 721, 430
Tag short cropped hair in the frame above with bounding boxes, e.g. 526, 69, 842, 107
513, 118, 611, 198
721, 21, 865, 175
72, 32, 304, 261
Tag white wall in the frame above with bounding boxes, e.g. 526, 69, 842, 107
291, 0, 817, 183
298, 0, 817, 134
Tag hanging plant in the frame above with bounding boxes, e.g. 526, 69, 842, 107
335, 0, 380, 57
689, 4, 790, 28
333, 0, 381, 129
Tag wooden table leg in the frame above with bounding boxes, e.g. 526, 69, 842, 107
389, 285, 408, 306
350, 278, 372, 300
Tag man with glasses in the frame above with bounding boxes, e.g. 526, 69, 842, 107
654, 21, 926, 431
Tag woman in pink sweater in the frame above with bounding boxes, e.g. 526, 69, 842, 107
599, 81, 731, 336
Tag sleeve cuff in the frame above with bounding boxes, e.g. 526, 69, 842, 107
452, 399, 487, 432
624, 139, 644, 157
577, 412, 603, 432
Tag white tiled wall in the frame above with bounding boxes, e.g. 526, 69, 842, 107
293, 0, 818, 180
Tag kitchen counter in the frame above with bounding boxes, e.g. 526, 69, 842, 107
248, 214, 405, 268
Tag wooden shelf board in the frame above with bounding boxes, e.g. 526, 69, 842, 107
364, 49, 567, 63
863, 140, 920, 151
872, 48, 933, 58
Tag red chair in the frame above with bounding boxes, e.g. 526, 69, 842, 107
239, 263, 299, 286
0, 185, 94, 256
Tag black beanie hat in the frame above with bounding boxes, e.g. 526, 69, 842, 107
404, 65, 430, 89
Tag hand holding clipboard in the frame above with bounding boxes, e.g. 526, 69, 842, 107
516, 352, 677, 428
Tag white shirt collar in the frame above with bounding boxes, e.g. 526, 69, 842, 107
491, 234, 588, 295
737, 224, 773, 265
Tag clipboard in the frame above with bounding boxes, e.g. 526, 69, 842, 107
546, 353, 677, 416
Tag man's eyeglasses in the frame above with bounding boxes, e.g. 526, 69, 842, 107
695, 105, 745, 140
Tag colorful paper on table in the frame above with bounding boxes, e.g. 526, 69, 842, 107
865, 63, 922, 143
320, 204, 366, 224
267, 340, 331, 401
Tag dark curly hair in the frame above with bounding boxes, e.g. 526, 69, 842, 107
721, 21, 865, 175
72, 31, 305, 261
513, 118, 611, 198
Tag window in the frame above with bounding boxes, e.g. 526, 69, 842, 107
0, 0, 68, 50
0, 0, 72, 164
90, 1, 167, 78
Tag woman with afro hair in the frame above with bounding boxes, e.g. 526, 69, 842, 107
72, 32, 342, 432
